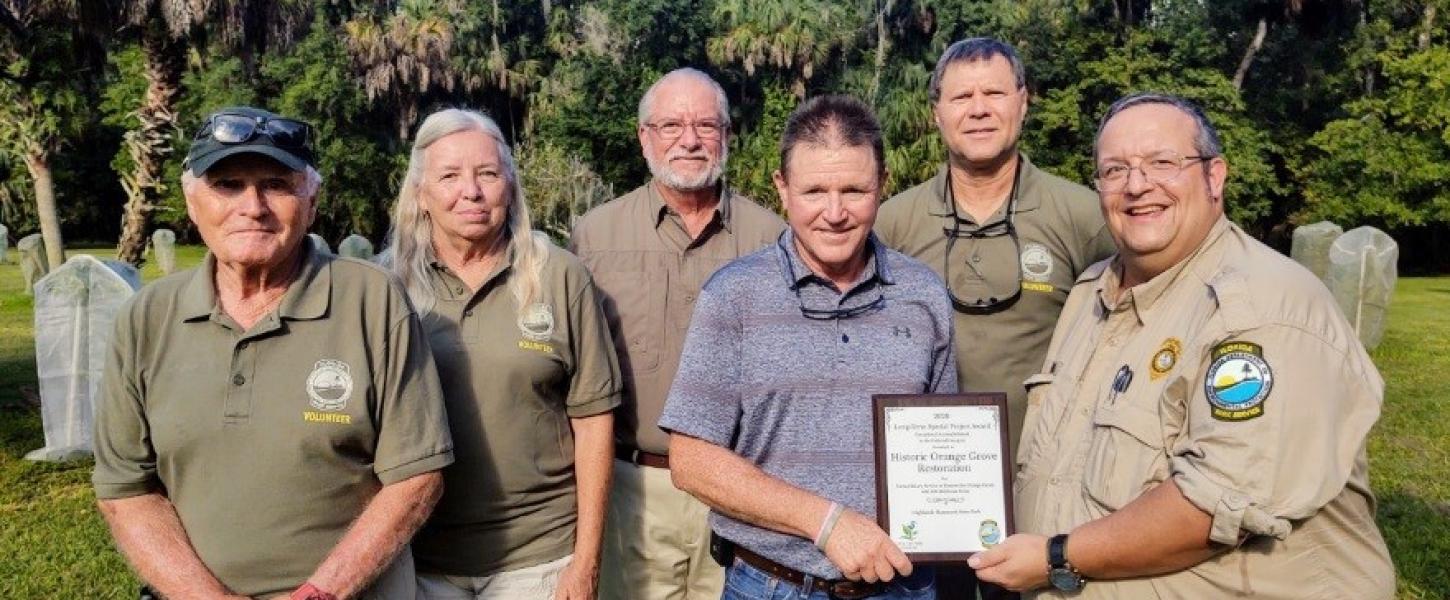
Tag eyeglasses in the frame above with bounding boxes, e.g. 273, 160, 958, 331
1094, 152, 1207, 192
195, 112, 314, 152
941, 162, 1024, 314
644, 120, 725, 141
777, 234, 886, 321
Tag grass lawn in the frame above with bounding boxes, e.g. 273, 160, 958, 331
0, 248, 1446, 598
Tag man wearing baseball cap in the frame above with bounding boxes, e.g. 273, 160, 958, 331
93, 107, 455, 600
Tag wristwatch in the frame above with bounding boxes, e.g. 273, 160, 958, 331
1047, 533, 1086, 592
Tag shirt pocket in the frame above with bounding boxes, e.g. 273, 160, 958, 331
1082, 402, 1167, 511
591, 270, 663, 375
1016, 372, 1056, 475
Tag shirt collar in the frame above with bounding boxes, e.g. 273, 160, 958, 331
648, 179, 734, 233
427, 243, 516, 300
774, 229, 894, 290
928, 152, 1046, 218
178, 236, 331, 322
1096, 216, 1233, 324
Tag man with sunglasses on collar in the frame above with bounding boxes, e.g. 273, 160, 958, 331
662, 95, 954, 600
93, 107, 454, 600
874, 39, 1114, 598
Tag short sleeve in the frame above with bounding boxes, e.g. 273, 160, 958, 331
372, 297, 455, 485
928, 289, 958, 394
1169, 324, 1382, 545
92, 303, 161, 499
657, 281, 742, 447
565, 273, 622, 417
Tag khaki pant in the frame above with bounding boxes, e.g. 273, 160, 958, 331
598, 459, 722, 600
416, 554, 571, 599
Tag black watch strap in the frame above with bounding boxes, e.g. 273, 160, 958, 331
1048, 533, 1070, 568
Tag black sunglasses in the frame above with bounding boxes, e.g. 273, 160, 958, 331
778, 234, 887, 321
195, 113, 313, 152
942, 162, 1024, 314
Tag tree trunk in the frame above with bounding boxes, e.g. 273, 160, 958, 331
22, 150, 65, 271
115, 24, 183, 266
869, 0, 894, 104
1233, 17, 1269, 91
1421, 3, 1437, 50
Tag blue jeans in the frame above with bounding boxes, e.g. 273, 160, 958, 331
721, 558, 935, 600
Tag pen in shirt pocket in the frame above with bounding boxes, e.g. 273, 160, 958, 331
1108, 365, 1133, 404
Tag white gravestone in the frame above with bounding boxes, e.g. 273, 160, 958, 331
26, 255, 140, 461
151, 229, 177, 275
308, 233, 332, 254
18, 233, 48, 294
338, 234, 375, 260
1290, 221, 1342, 283
1326, 226, 1398, 351
0, 223, 9, 264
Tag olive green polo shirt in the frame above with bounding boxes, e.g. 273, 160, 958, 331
92, 243, 455, 598
570, 181, 785, 455
411, 242, 622, 576
875, 155, 1115, 458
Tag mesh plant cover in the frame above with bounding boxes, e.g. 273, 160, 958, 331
152, 229, 177, 275
338, 234, 375, 260
1327, 226, 1398, 351
1290, 221, 1342, 283
26, 255, 138, 461
308, 233, 332, 255
17, 233, 48, 294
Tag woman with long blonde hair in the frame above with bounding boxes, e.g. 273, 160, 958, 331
383, 108, 620, 600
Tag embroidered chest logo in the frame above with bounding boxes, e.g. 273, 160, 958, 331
892, 325, 912, 338
1204, 341, 1273, 422
518, 302, 555, 342
1020, 242, 1055, 283
1149, 337, 1182, 380
306, 359, 354, 412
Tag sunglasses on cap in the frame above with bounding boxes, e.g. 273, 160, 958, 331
194, 112, 314, 152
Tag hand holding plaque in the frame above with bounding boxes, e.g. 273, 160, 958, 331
872, 393, 1014, 562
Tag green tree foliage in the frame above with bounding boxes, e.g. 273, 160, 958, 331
1300, 46, 1450, 227
3, 0, 1449, 267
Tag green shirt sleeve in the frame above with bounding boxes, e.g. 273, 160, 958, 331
372, 298, 455, 485
92, 301, 161, 500
565, 265, 623, 418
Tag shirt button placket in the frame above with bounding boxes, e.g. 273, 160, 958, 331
225, 338, 255, 421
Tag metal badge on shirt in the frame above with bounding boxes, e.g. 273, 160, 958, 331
1020, 242, 1055, 293
1204, 341, 1273, 421
1149, 337, 1182, 380
305, 359, 354, 424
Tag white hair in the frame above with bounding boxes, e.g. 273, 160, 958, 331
380, 108, 550, 316
180, 164, 323, 199
637, 67, 731, 128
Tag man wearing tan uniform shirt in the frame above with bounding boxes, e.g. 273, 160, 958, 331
969, 93, 1394, 599
570, 68, 785, 599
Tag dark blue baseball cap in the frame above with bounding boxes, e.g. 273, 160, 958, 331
184, 107, 316, 175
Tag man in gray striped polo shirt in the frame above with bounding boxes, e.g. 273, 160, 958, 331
662, 95, 956, 600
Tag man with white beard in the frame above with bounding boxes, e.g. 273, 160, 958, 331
571, 67, 785, 600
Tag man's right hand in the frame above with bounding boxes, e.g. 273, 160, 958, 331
821, 509, 913, 583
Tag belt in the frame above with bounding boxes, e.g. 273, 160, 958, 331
733, 543, 888, 600
615, 447, 670, 469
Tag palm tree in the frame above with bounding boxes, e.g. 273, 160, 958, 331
112, 0, 311, 265
708, 0, 865, 98
343, 0, 460, 142
0, 1, 111, 270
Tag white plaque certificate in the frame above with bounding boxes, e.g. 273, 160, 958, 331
872, 393, 1013, 562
